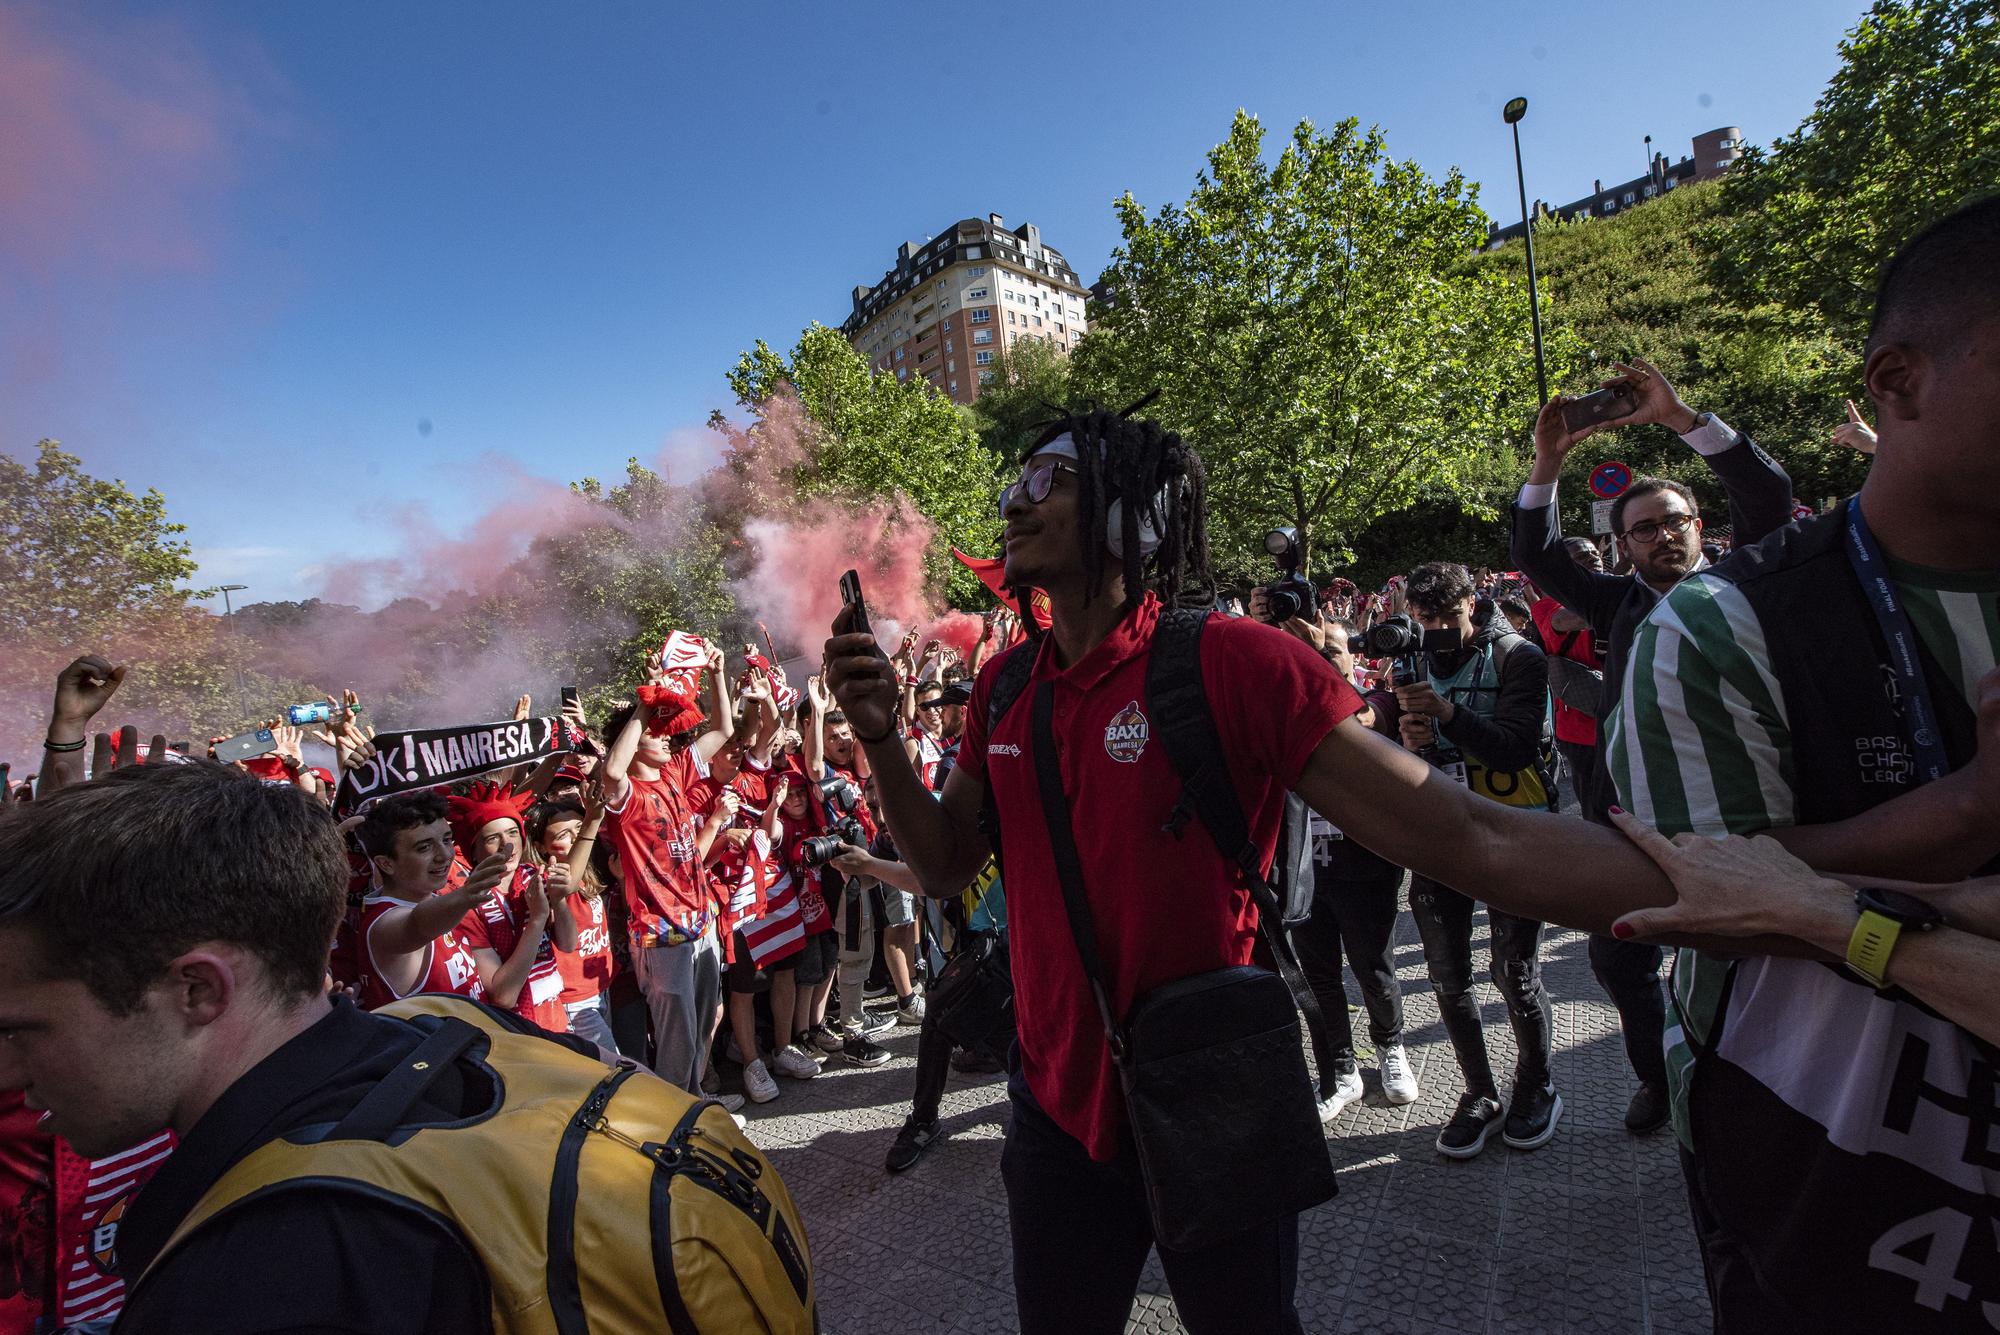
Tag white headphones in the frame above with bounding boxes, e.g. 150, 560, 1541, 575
1035, 433, 1167, 558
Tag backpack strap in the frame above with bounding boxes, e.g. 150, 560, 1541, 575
330, 1015, 484, 1142
1144, 608, 1341, 1099
976, 641, 1039, 872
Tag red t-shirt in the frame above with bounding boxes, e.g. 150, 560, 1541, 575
1530, 596, 1601, 747
604, 751, 715, 942
555, 891, 614, 1004
957, 595, 1359, 1160
461, 867, 567, 1032
357, 894, 489, 1010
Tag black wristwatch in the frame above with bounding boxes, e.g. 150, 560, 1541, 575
1846, 886, 1946, 988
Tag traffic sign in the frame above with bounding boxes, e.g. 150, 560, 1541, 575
1589, 461, 1633, 500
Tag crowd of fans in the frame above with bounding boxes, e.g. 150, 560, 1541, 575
0, 194, 1995, 1335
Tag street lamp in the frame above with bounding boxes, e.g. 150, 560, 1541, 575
1502, 96, 1550, 407
219, 584, 249, 722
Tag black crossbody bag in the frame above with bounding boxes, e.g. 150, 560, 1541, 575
1028, 680, 1337, 1251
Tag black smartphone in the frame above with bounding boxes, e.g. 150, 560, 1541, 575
839, 569, 871, 636
1562, 382, 1639, 434
559, 685, 579, 711
214, 728, 278, 764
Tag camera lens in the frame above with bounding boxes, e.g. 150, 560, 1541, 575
1266, 587, 1306, 622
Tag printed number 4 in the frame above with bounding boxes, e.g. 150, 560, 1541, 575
1866, 1207, 2000, 1324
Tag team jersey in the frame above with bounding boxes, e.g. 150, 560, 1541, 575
554, 890, 614, 1004
357, 894, 487, 1011
604, 751, 716, 944
907, 724, 960, 791
461, 867, 566, 1032
1609, 555, 2000, 1329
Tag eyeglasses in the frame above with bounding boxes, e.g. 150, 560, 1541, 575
997, 459, 1078, 519
1621, 513, 1698, 543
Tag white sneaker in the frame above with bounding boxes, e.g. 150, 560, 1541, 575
1317, 1064, 1365, 1123
713, 1092, 746, 1114
1379, 1044, 1419, 1106
896, 992, 926, 1025
772, 1043, 820, 1080
742, 1058, 780, 1104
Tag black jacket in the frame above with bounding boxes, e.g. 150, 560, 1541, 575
1509, 431, 1793, 818
1376, 605, 1549, 776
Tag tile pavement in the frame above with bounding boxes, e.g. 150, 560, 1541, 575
741, 893, 1709, 1334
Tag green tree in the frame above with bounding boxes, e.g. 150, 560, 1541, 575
0, 440, 204, 639
1476, 181, 1860, 535
1073, 112, 1569, 582
0, 441, 265, 756
725, 324, 1002, 604
1709, 0, 2000, 349
965, 337, 1076, 461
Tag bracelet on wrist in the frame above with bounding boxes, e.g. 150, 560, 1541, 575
42, 737, 86, 753
852, 721, 898, 746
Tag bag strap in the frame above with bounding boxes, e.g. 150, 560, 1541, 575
1143, 608, 1340, 1097
978, 641, 1040, 875
330, 1015, 484, 1142
1028, 681, 1128, 1060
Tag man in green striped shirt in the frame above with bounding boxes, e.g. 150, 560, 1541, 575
1606, 193, 2000, 1332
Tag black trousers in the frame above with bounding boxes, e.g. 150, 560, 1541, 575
1408, 875, 1554, 1096
1002, 1073, 1304, 1335
1589, 933, 1668, 1090
1292, 865, 1405, 1062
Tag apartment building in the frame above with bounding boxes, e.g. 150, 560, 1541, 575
1486, 125, 1745, 247
839, 213, 1091, 405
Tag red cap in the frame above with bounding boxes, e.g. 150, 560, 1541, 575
446, 780, 535, 859
637, 684, 706, 736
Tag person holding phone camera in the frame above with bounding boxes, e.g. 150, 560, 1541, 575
1371, 561, 1562, 1160
1511, 357, 1793, 1136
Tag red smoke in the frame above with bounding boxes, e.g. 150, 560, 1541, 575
737, 497, 940, 657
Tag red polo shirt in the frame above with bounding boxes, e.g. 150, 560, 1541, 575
956, 594, 1359, 1160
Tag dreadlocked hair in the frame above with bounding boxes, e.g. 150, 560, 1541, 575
1023, 397, 1213, 613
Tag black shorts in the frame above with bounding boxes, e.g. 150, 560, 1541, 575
725, 931, 768, 994
791, 931, 837, 987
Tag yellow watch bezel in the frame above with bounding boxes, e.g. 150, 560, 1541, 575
1846, 908, 1902, 988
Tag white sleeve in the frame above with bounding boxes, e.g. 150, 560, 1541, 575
1517, 480, 1557, 509
1680, 413, 1741, 457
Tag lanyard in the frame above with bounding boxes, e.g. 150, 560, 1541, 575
1843, 497, 1950, 783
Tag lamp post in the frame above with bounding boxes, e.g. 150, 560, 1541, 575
219, 584, 249, 722
1503, 96, 1550, 406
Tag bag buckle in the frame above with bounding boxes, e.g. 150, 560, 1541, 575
1161, 788, 1195, 839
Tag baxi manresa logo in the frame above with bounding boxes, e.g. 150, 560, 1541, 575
1104, 701, 1150, 764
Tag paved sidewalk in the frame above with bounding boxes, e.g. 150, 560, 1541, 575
745, 899, 1711, 1334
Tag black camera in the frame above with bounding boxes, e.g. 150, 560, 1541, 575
1263, 526, 1316, 623
799, 824, 865, 868
1346, 618, 1462, 660
819, 774, 862, 815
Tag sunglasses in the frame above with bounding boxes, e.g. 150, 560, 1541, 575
997, 459, 1079, 519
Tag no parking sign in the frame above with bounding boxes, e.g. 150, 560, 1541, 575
1589, 461, 1633, 499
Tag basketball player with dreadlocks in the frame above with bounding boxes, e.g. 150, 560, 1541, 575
823, 405, 1762, 1332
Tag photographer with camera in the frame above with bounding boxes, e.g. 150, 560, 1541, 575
1375, 561, 1562, 1159
1511, 357, 1793, 1134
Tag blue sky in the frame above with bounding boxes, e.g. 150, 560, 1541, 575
0, 0, 1869, 609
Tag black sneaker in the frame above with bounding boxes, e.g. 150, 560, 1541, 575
1624, 1082, 1670, 1135
1436, 1092, 1505, 1160
884, 1119, 940, 1172
1502, 1079, 1564, 1151
836, 1035, 891, 1068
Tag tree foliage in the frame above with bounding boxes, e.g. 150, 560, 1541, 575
1475, 182, 1862, 535
1072, 112, 1569, 583
965, 337, 1077, 462
725, 324, 1002, 604
1710, 0, 2000, 349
